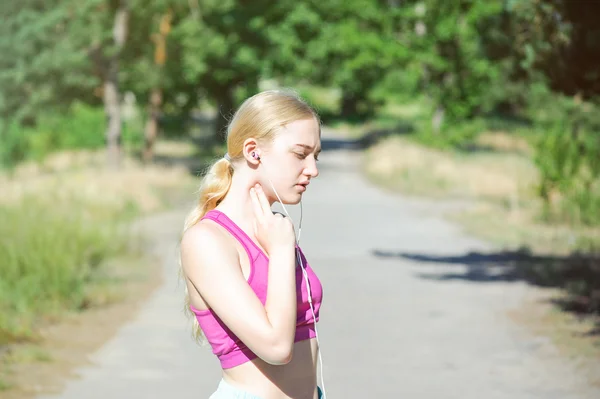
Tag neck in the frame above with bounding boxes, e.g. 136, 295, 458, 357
215, 169, 272, 236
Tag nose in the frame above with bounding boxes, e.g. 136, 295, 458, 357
305, 157, 319, 178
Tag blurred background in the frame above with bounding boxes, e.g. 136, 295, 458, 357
1, 0, 599, 395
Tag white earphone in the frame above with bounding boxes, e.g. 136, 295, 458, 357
255, 151, 328, 399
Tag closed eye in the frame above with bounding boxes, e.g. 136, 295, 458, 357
296, 152, 320, 162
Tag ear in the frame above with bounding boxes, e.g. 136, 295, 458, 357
242, 138, 261, 166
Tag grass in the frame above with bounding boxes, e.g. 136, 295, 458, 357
365, 134, 538, 203
0, 190, 140, 393
3, 346, 53, 364
0, 377, 12, 391
0, 142, 201, 343
0, 139, 203, 393
0, 191, 136, 345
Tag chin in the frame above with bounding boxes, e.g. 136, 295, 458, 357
281, 192, 303, 205
286, 196, 302, 205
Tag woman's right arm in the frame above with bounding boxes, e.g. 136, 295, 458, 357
180, 186, 297, 365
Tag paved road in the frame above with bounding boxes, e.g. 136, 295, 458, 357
38, 132, 599, 399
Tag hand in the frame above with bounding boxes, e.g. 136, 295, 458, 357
250, 183, 296, 255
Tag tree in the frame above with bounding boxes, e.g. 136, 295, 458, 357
0, 1, 106, 166
102, 0, 131, 168
396, 0, 504, 130
120, 0, 196, 162
0, 0, 134, 168
172, 0, 271, 141
0, 1, 102, 125
266, 0, 406, 118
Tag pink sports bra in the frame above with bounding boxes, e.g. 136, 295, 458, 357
189, 209, 323, 369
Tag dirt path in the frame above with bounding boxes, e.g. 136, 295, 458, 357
26, 131, 600, 399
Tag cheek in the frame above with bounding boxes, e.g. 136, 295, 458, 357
274, 160, 302, 186
281, 155, 303, 173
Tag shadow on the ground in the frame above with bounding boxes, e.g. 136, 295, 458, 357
143, 113, 414, 175
372, 248, 600, 333
132, 145, 220, 177
151, 146, 222, 177
320, 122, 414, 152
133, 114, 225, 176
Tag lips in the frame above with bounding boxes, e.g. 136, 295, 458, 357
296, 182, 309, 192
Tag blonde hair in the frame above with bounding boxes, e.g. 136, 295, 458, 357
180, 89, 320, 343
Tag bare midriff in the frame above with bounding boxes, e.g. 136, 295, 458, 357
222, 338, 320, 399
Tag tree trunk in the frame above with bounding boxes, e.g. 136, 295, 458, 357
432, 105, 445, 134
104, 79, 121, 168
143, 11, 171, 164
104, 0, 129, 169
340, 93, 359, 118
214, 89, 235, 143
143, 88, 162, 163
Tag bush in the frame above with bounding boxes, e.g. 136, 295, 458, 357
0, 119, 30, 169
529, 89, 600, 226
0, 103, 144, 168
412, 114, 486, 150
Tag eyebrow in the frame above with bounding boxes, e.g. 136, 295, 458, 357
294, 144, 322, 154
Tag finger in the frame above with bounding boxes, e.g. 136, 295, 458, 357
254, 184, 272, 214
249, 187, 264, 221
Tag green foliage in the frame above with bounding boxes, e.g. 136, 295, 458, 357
267, 0, 406, 118
530, 89, 600, 226
171, 0, 271, 129
0, 120, 29, 169
413, 117, 486, 150
0, 0, 106, 124
122, 0, 200, 112
0, 104, 143, 167
394, 0, 505, 122
0, 0, 136, 168
29, 103, 107, 159
294, 86, 340, 117
0, 194, 134, 344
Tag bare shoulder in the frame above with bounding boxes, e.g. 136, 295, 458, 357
180, 219, 239, 279
180, 218, 225, 253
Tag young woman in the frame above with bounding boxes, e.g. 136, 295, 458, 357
179, 90, 325, 399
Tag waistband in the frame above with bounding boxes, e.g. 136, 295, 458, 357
209, 379, 323, 399
209, 379, 262, 399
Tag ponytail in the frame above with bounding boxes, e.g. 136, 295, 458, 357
180, 157, 233, 343
183, 158, 233, 233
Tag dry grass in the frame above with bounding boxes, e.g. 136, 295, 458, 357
0, 143, 198, 214
365, 135, 538, 203
474, 131, 533, 155
363, 134, 600, 255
